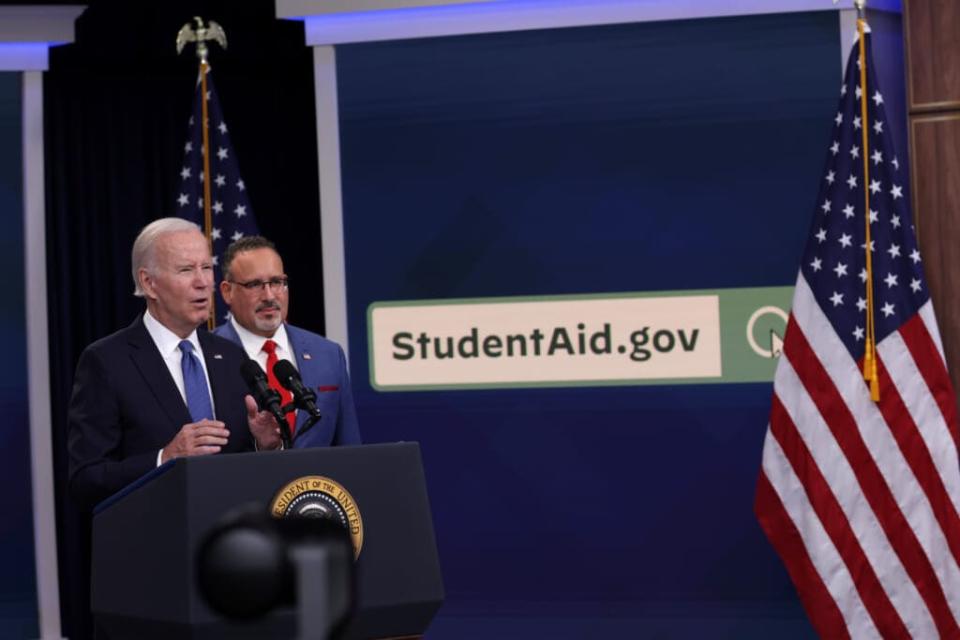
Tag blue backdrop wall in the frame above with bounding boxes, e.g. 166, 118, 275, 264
335, 11, 904, 637
0, 72, 37, 638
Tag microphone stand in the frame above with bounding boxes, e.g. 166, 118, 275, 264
279, 401, 320, 446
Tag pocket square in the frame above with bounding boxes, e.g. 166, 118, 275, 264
317, 385, 339, 392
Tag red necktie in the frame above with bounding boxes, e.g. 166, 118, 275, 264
263, 339, 296, 436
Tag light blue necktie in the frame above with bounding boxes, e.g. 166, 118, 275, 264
179, 340, 214, 422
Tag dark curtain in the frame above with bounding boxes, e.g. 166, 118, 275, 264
44, 2, 324, 636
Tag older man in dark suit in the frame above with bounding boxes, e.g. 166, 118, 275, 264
67, 218, 282, 508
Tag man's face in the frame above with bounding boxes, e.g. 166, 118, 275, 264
220, 247, 289, 338
139, 229, 214, 338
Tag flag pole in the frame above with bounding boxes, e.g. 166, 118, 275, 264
199, 61, 214, 330
176, 17, 227, 330
853, 0, 880, 401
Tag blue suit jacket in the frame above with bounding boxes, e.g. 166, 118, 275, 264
213, 322, 361, 448
67, 315, 254, 508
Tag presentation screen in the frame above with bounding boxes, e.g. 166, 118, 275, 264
335, 10, 900, 634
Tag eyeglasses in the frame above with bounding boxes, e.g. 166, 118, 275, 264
228, 277, 289, 292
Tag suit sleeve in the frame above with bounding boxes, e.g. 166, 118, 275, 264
67, 347, 159, 508
333, 345, 362, 445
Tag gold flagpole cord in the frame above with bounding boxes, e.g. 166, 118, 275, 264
854, 1, 880, 401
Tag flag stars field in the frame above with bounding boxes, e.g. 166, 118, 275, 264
173, 68, 260, 320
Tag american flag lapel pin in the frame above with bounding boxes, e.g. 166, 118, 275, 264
303, 353, 312, 360
213, 353, 223, 360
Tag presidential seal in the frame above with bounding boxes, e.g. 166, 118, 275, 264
270, 476, 363, 558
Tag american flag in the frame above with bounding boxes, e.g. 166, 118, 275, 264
174, 66, 259, 323
755, 31, 960, 638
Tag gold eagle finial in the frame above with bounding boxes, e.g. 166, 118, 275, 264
176, 16, 227, 64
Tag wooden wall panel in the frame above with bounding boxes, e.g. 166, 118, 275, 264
904, 0, 960, 111
906, 0, 960, 396
911, 116, 960, 395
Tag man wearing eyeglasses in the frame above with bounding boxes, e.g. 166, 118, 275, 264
215, 236, 361, 448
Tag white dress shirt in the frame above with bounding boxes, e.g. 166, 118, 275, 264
143, 309, 216, 466
229, 317, 299, 374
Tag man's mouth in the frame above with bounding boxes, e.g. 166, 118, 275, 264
257, 303, 280, 313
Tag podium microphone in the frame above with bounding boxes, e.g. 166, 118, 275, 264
239, 359, 292, 450
273, 360, 322, 421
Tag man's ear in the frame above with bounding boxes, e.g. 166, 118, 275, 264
139, 268, 158, 300
220, 279, 234, 305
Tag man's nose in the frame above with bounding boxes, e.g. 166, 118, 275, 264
193, 268, 212, 287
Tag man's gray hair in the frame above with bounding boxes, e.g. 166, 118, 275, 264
131, 217, 202, 297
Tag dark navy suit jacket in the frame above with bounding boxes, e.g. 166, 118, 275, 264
213, 321, 361, 448
67, 315, 254, 508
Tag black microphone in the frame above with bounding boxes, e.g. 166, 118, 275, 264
272, 360, 322, 421
239, 359, 291, 449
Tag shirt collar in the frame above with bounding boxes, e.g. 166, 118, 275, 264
229, 316, 292, 360
143, 309, 201, 358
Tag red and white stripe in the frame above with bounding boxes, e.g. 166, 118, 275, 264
756, 275, 960, 639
